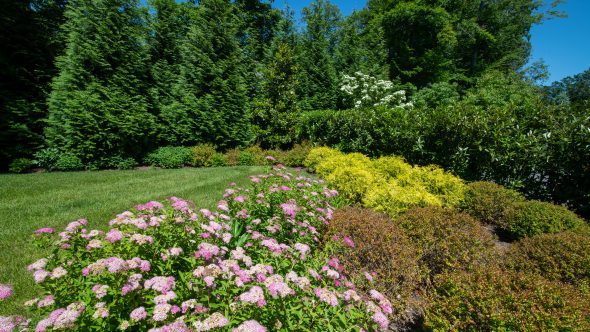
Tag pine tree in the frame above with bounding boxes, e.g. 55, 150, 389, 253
167, 0, 252, 148
46, 0, 155, 163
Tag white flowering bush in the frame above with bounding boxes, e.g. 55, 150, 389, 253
1, 166, 395, 331
340, 72, 413, 109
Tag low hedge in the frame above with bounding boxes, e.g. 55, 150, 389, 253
423, 267, 590, 331
506, 231, 590, 287
502, 200, 586, 240
396, 206, 496, 278
461, 181, 526, 225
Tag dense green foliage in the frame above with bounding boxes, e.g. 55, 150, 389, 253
501, 200, 586, 240
507, 231, 590, 287
424, 267, 590, 331
298, 71, 590, 216
461, 181, 526, 226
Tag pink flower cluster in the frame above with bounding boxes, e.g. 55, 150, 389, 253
0, 284, 13, 301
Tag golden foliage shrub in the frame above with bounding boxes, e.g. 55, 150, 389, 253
373, 155, 412, 178
423, 267, 590, 331
303, 146, 343, 172
396, 206, 496, 278
325, 207, 423, 321
363, 180, 442, 218
404, 165, 466, 207
306, 148, 467, 217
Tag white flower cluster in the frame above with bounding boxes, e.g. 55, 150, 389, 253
340, 72, 413, 109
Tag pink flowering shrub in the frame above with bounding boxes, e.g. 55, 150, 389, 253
3, 166, 395, 331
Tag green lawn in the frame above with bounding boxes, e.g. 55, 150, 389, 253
0, 166, 265, 316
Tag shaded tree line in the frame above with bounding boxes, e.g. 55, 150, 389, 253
0, 0, 583, 170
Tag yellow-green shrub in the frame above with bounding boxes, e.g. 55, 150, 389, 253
363, 180, 442, 218
303, 147, 343, 172
309, 149, 466, 216
326, 166, 383, 202
191, 143, 217, 167
373, 155, 413, 178
405, 165, 466, 207
315, 152, 374, 178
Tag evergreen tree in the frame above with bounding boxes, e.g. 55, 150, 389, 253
0, 0, 66, 169
297, 0, 341, 110
147, 0, 192, 145
167, 0, 251, 148
234, 0, 281, 98
46, 0, 155, 163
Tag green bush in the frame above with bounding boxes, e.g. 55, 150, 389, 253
54, 154, 84, 171
224, 148, 240, 166
461, 181, 526, 226
502, 200, 586, 240
506, 231, 590, 287
243, 145, 268, 165
238, 151, 256, 166
210, 153, 228, 167
281, 141, 312, 167
111, 157, 137, 170
424, 267, 590, 331
191, 143, 217, 167
34, 148, 61, 171
144, 146, 192, 169
396, 206, 496, 278
9, 158, 34, 173
325, 207, 423, 323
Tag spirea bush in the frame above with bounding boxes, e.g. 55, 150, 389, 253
502, 200, 586, 240
3, 167, 395, 331
324, 207, 423, 324
423, 267, 590, 331
460, 181, 525, 226
191, 144, 217, 168
396, 207, 496, 278
506, 231, 590, 287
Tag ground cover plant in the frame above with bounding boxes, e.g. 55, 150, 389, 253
0, 166, 264, 317
0, 166, 396, 331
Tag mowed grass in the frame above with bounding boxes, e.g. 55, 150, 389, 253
0, 166, 265, 316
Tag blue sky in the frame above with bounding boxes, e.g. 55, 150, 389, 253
275, 0, 590, 84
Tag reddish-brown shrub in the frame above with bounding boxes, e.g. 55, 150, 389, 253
325, 207, 423, 321
506, 231, 590, 287
423, 267, 590, 331
396, 206, 496, 278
